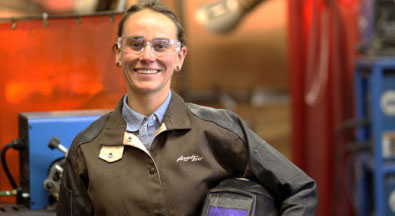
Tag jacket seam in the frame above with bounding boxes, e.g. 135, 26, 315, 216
75, 112, 110, 147
186, 103, 246, 144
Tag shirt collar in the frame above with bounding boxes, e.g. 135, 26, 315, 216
155, 91, 172, 123
121, 91, 172, 131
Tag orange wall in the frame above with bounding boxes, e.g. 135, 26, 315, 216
0, 14, 125, 202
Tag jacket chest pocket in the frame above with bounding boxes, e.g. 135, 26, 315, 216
99, 145, 124, 162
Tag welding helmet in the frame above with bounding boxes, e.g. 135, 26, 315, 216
201, 178, 278, 216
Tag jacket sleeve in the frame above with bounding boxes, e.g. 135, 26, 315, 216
57, 113, 108, 215
57, 141, 92, 216
187, 104, 318, 214
234, 114, 318, 215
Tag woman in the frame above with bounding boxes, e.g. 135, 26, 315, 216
57, 0, 318, 215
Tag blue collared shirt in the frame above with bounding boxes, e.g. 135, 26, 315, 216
121, 91, 172, 151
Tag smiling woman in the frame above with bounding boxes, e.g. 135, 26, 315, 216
56, 1, 318, 215
113, 9, 187, 115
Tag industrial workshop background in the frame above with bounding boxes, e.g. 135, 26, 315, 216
1, 0, 394, 216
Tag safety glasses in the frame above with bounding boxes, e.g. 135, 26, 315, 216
117, 36, 181, 57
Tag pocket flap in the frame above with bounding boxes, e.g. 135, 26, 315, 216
99, 145, 124, 162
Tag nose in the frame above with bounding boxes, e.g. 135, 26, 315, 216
139, 43, 156, 61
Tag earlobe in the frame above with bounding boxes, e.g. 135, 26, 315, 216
113, 44, 122, 67
176, 47, 187, 70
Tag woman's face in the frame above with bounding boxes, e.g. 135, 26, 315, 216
115, 10, 187, 98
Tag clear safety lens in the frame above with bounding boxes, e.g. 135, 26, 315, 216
118, 36, 181, 56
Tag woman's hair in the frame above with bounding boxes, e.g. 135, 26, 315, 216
117, 0, 185, 45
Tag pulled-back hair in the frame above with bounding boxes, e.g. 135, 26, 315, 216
117, 0, 185, 45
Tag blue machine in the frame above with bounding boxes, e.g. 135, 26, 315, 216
355, 57, 395, 216
18, 110, 108, 210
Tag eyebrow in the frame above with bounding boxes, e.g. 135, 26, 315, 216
124, 35, 172, 41
125, 36, 144, 40
152, 38, 171, 41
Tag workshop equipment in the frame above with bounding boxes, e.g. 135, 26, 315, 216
42, 136, 69, 205
358, 0, 395, 56
18, 110, 107, 210
201, 178, 277, 216
354, 57, 395, 216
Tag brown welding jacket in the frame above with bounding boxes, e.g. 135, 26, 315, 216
57, 91, 318, 216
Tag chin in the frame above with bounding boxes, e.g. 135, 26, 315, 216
133, 86, 161, 94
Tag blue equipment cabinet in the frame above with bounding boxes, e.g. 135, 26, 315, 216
18, 110, 108, 210
355, 57, 395, 216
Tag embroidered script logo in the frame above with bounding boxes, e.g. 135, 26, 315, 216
176, 154, 203, 162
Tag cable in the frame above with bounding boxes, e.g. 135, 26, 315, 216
1, 144, 17, 189
331, 118, 370, 216
341, 141, 372, 215
0, 139, 24, 190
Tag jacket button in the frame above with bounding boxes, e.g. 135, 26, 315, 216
149, 167, 156, 174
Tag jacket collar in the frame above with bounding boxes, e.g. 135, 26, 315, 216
162, 90, 191, 131
99, 99, 126, 146
100, 90, 191, 146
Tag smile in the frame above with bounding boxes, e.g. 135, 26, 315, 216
135, 69, 160, 74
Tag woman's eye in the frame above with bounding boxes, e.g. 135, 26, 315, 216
132, 42, 140, 47
154, 42, 170, 50
128, 41, 144, 49
156, 44, 166, 49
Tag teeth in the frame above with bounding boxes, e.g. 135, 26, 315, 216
136, 69, 159, 74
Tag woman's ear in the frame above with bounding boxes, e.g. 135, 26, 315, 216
113, 44, 121, 66
176, 46, 188, 69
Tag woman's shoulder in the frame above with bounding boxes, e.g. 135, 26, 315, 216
70, 112, 112, 149
185, 102, 245, 134
186, 103, 239, 120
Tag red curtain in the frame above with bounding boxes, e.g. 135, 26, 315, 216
0, 14, 125, 202
288, 0, 360, 215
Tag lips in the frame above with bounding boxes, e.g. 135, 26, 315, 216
134, 69, 160, 74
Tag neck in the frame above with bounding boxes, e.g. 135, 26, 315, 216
127, 89, 170, 116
